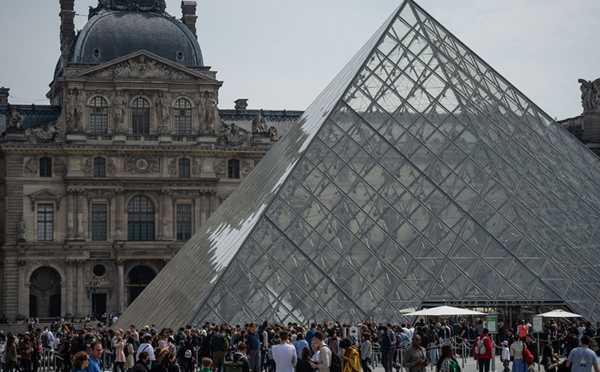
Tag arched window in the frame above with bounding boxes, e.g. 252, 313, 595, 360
132, 98, 150, 134
127, 196, 155, 241
40, 157, 52, 177
174, 98, 192, 135
89, 96, 108, 134
228, 159, 240, 179
179, 158, 190, 178
94, 157, 105, 177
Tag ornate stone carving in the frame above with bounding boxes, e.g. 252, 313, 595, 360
85, 190, 115, 201
7, 107, 23, 129
252, 111, 268, 133
269, 126, 278, 141
234, 99, 248, 110
17, 260, 27, 267
82, 157, 93, 174
91, 0, 166, 15
63, 90, 85, 131
107, 158, 117, 176
192, 160, 201, 176
124, 155, 159, 173
17, 217, 26, 242
156, 93, 171, 134
113, 91, 127, 133
242, 160, 253, 175
214, 160, 226, 175
168, 159, 177, 176
217, 122, 251, 146
25, 121, 60, 143
579, 78, 600, 112
93, 55, 189, 80
24, 157, 38, 175
54, 158, 67, 175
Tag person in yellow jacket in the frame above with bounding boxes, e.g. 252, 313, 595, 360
340, 338, 361, 372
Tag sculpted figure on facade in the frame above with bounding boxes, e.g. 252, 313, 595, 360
156, 93, 171, 134
7, 107, 23, 129
63, 90, 84, 131
217, 122, 250, 146
195, 92, 208, 132
252, 111, 268, 133
268, 126, 278, 141
578, 78, 600, 112
25, 121, 59, 143
17, 216, 26, 242
113, 91, 127, 125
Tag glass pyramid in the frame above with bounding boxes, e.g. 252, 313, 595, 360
117, 0, 600, 327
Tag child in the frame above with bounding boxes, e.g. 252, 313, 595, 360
500, 341, 510, 372
200, 358, 212, 372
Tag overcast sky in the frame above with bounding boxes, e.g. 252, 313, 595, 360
1, 0, 598, 120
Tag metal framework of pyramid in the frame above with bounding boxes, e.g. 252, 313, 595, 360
116, 0, 600, 327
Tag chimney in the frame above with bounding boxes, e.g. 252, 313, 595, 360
59, 0, 76, 70
0, 87, 8, 105
181, 1, 198, 38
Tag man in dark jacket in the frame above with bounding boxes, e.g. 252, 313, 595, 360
525, 334, 539, 364
246, 317, 268, 372
226, 343, 250, 372
130, 352, 150, 372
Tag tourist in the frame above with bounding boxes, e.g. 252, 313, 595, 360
436, 344, 461, 372
296, 347, 313, 372
86, 341, 103, 372
402, 335, 429, 372
225, 343, 250, 372
247, 317, 268, 372
310, 331, 332, 372
541, 345, 561, 372
501, 341, 510, 372
272, 331, 296, 372
340, 338, 360, 372
18, 333, 34, 372
473, 328, 493, 372
566, 335, 600, 372
137, 336, 156, 367
5, 335, 17, 372
360, 333, 372, 372
131, 352, 150, 372
73, 351, 90, 372
113, 336, 126, 372
510, 335, 527, 372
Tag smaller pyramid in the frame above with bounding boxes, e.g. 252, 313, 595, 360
117, 0, 600, 328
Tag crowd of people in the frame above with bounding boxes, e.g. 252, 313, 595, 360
0, 317, 598, 372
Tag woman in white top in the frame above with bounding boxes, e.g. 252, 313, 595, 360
360, 333, 372, 372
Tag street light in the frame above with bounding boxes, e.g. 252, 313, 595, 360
89, 275, 100, 320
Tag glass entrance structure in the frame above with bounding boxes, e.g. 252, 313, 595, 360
117, 0, 600, 327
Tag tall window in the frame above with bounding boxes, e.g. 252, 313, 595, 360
176, 204, 192, 240
132, 98, 150, 134
94, 157, 106, 177
89, 96, 108, 134
174, 98, 192, 135
91, 204, 107, 241
228, 159, 240, 179
37, 204, 53, 241
127, 196, 154, 241
179, 158, 191, 178
40, 157, 52, 177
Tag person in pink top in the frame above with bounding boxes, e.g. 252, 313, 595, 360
473, 328, 493, 372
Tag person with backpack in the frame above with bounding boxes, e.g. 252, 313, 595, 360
40, 327, 54, 350
211, 328, 229, 372
473, 328, 493, 372
310, 331, 333, 372
247, 316, 268, 372
225, 343, 250, 372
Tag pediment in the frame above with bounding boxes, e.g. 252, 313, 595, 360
74, 51, 216, 81
29, 189, 62, 211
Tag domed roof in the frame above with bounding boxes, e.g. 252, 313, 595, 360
69, 9, 203, 68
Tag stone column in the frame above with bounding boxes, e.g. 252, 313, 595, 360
115, 189, 125, 240
194, 194, 202, 230
200, 192, 208, 225
76, 190, 84, 239
160, 190, 170, 240
82, 192, 90, 240
76, 260, 85, 316
17, 260, 27, 317
65, 260, 74, 317
209, 191, 219, 217
66, 190, 75, 239
116, 259, 125, 314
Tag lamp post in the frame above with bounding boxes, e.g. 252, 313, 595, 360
89, 275, 100, 320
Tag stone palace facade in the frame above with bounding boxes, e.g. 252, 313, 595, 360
0, 0, 301, 321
